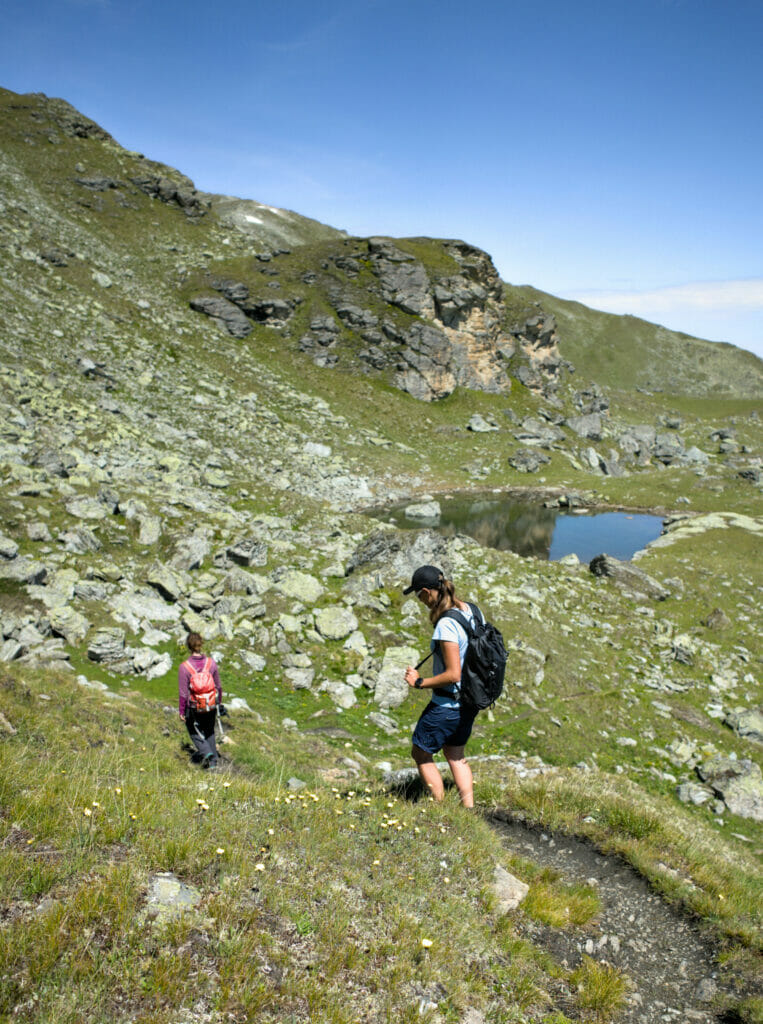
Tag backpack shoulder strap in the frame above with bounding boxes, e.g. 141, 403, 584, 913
182, 660, 193, 674
204, 657, 212, 673
442, 607, 474, 636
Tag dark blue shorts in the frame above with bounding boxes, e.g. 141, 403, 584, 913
412, 701, 477, 755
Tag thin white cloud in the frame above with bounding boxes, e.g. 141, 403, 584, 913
570, 279, 763, 315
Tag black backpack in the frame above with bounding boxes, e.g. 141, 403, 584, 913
443, 603, 507, 711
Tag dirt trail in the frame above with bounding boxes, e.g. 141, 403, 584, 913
491, 811, 729, 1024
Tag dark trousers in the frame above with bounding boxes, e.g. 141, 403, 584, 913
186, 709, 218, 764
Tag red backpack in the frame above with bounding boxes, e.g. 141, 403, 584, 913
185, 658, 217, 712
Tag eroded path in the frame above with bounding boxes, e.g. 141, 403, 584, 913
491, 811, 727, 1024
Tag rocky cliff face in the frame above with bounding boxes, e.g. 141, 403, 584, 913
188, 235, 554, 402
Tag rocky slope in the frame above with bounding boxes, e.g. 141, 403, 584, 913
0, 85, 761, 834
0, 83, 762, 1023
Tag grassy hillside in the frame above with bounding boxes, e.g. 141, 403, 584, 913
504, 284, 763, 398
0, 86, 761, 1023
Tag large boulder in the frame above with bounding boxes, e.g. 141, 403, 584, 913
0, 557, 48, 585
696, 756, 763, 822
566, 413, 602, 441
274, 570, 324, 604
374, 645, 420, 709
48, 606, 90, 646
314, 605, 359, 641
589, 554, 669, 600
87, 628, 126, 664
0, 534, 19, 560
227, 538, 268, 567
724, 708, 763, 745
189, 295, 252, 338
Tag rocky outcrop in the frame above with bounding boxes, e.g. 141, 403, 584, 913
190, 277, 299, 337
509, 313, 566, 396
131, 173, 209, 217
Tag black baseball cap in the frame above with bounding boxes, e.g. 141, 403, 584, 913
403, 565, 444, 595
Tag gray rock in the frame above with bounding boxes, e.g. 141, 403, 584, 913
724, 707, 763, 745
467, 413, 498, 433
514, 417, 565, 446
508, 448, 551, 473
145, 872, 202, 924
314, 605, 359, 641
618, 424, 657, 458
703, 607, 731, 630
285, 668, 314, 689
227, 538, 268, 567
189, 295, 252, 338
110, 589, 182, 629
566, 413, 602, 440
367, 711, 399, 735
48, 606, 90, 645
680, 446, 710, 467
348, 527, 453, 586
0, 640, 24, 662
368, 238, 434, 317
27, 522, 52, 542
374, 645, 419, 709
0, 534, 19, 559
653, 432, 685, 465
239, 651, 266, 673
147, 653, 172, 680
319, 679, 357, 709
87, 628, 126, 664
146, 564, 188, 602
171, 532, 211, 571
404, 500, 441, 520
138, 516, 162, 545
238, 295, 294, 325
227, 697, 255, 714
274, 570, 324, 603
589, 554, 669, 600
675, 782, 713, 805
493, 865, 529, 913
696, 756, 763, 822
0, 557, 48, 585
65, 496, 109, 521
58, 527, 101, 553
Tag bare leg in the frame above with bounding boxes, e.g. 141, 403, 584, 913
443, 745, 474, 807
412, 745, 444, 801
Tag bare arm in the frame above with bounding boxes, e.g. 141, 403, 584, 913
405, 640, 461, 689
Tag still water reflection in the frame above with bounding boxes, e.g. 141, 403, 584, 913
379, 496, 663, 562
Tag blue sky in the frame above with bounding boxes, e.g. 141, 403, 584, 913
3, 0, 762, 359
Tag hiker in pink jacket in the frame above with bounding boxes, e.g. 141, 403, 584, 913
178, 632, 223, 769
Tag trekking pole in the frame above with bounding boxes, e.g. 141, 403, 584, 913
215, 704, 225, 741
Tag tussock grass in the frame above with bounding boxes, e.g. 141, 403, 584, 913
570, 956, 628, 1020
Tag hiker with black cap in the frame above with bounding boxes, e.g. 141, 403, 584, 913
402, 565, 478, 807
